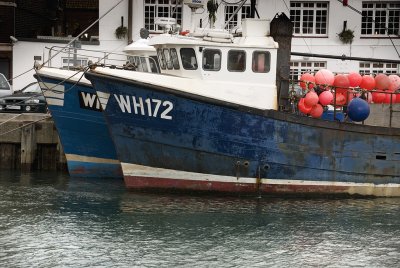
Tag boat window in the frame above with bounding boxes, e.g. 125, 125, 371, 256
252, 51, 270, 73
170, 48, 180, 70
140, 57, 149, 72
163, 48, 173, 70
228, 50, 246, 72
180, 48, 198, 70
149, 56, 160, 73
157, 48, 166, 70
203, 49, 221, 71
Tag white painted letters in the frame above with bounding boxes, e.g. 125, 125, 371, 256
113, 94, 173, 120
81, 92, 100, 109
114, 95, 132, 113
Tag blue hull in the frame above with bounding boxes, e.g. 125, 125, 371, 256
36, 75, 122, 179
86, 72, 400, 196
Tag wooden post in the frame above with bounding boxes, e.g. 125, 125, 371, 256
270, 13, 293, 111
20, 124, 36, 171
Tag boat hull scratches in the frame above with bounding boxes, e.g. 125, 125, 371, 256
123, 163, 400, 197
37, 74, 122, 179
85, 71, 400, 196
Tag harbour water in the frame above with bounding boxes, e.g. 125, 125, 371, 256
0, 171, 399, 267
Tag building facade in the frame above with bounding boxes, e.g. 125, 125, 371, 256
3, 0, 400, 90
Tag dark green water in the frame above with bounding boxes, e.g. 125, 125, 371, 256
0, 171, 399, 267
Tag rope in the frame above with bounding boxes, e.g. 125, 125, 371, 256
0, 115, 52, 136
0, 114, 23, 127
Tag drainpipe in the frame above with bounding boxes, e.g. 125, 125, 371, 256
128, 0, 132, 44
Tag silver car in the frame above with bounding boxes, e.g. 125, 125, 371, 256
0, 73, 13, 97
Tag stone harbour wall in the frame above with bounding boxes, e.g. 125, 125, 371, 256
0, 113, 66, 171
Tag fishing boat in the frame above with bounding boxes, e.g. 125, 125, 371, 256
85, 14, 400, 196
34, 38, 157, 178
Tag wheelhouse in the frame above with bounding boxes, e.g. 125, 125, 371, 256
149, 19, 278, 85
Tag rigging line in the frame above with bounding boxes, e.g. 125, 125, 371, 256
279, 0, 313, 56
7, 0, 126, 84
336, 0, 400, 38
36, 30, 132, 96
221, 0, 245, 5
0, 115, 52, 137
0, 114, 22, 128
34, 29, 133, 101
336, 0, 400, 58
34, 66, 90, 99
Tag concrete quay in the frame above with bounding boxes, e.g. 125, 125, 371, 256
0, 113, 66, 171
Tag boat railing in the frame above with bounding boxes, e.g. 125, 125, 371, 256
289, 79, 400, 128
43, 45, 159, 74
44, 45, 130, 70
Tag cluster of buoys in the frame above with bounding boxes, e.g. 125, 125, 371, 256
297, 69, 400, 122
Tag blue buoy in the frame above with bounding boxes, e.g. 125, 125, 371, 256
347, 98, 370, 122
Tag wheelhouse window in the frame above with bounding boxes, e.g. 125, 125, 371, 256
203, 49, 221, 71
163, 48, 173, 70
224, 3, 252, 31
290, 1, 328, 36
228, 50, 246, 72
361, 2, 400, 36
252, 51, 270, 73
180, 48, 198, 70
144, 0, 182, 32
149, 56, 160, 73
170, 48, 180, 70
157, 48, 166, 70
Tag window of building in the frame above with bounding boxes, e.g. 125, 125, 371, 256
361, 2, 400, 36
62, 58, 88, 69
290, 1, 329, 36
290, 61, 326, 81
359, 62, 399, 75
224, 2, 252, 31
203, 49, 222, 71
144, 0, 182, 32
228, 50, 246, 72
170, 48, 180, 70
252, 51, 270, 73
180, 48, 198, 70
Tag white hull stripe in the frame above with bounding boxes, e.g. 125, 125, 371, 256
96, 91, 110, 110
39, 82, 65, 106
47, 98, 64, 106
66, 154, 120, 165
121, 162, 400, 191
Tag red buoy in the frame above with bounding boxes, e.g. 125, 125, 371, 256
348, 72, 362, 87
299, 73, 315, 90
315, 69, 334, 87
298, 98, 312, 114
319, 90, 333, 106
359, 75, 376, 90
375, 74, 390, 91
304, 91, 319, 107
372, 92, 385, 103
310, 104, 323, 118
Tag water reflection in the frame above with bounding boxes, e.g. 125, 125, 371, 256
0, 171, 399, 267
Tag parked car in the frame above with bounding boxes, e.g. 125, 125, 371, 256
0, 82, 47, 113
0, 73, 13, 98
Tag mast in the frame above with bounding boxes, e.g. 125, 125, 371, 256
270, 13, 293, 111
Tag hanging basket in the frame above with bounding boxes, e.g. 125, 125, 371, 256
207, 0, 219, 25
338, 29, 354, 44
115, 26, 127, 39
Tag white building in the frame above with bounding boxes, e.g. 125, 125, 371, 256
11, 0, 400, 90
